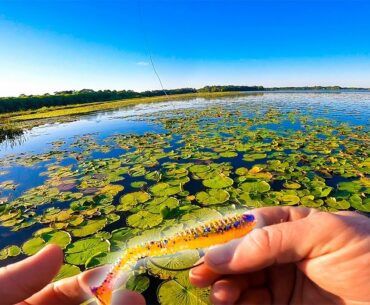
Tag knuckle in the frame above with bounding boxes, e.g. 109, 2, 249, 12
247, 228, 276, 252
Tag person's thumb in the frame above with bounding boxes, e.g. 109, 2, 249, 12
204, 214, 339, 274
0, 244, 63, 305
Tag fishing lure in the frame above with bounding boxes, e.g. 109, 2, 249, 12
91, 212, 256, 305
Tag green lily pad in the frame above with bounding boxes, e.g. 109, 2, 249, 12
53, 264, 81, 281
311, 186, 333, 198
301, 195, 324, 208
181, 208, 221, 225
98, 184, 124, 196
337, 181, 364, 193
202, 175, 233, 189
130, 181, 147, 188
85, 251, 121, 269
220, 151, 238, 158
235, 167, 249, 176
144, 197, 180, 218
22, 231, 71, 255
110, 227, 140, 250
243, 153, 267, 161
239, 180, 271, 193
281, 194, 300, 205
189, 164, 210, 173
147, 250, 200, 280
119, 191, 151, 211
65, 238, 110, 265
283, 182, 301, 189
127, 211, 163, 229
71, 218, 107, 237
125, 275, 150, 293
150, 183, 181, 197
349, 195, 370, 212
196, 189, 230, 205
325, 197, 350, 210
157, 271, 211, 305
0, 245, 21, 260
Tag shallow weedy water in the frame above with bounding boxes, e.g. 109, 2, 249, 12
0, 92, 369, 305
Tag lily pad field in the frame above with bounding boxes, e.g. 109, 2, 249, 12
0, 92, 369, 304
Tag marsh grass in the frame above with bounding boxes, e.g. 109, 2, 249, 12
2, 92, 246, 122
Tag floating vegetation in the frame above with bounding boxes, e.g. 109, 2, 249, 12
0, 94, 369, 305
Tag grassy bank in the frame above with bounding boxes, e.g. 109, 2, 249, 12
2, 91, 246, 122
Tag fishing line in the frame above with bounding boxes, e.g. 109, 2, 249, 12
137, 0, 168, 97
137, 1, 205, 273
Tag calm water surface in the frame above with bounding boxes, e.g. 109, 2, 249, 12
0, 92, 369, 302
1, 92, 369, 157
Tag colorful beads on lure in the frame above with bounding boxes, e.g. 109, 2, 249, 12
91, 213, 256, 305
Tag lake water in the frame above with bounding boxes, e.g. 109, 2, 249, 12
0, 92, 369, 304
1, 92, 369, 157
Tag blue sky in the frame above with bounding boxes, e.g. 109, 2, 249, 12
0, 0, 370, 97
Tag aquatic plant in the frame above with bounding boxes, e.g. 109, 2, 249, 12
0, 96, 369, 304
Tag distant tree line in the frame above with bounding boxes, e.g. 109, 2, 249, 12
265, 86, 344, 91
197, 85, 265, 92
0, 85, 368, 114
0, 88, 196, 114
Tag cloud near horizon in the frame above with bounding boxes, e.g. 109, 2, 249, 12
136, 61, 149, 66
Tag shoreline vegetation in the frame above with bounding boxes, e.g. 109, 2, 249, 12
0, 86, 369, 144
1, 85, 369, 116
0, 91, 245, 143
2, 91, 246, 122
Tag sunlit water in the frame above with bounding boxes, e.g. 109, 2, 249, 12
0, 92, 369, 303
1, 92, 369, 158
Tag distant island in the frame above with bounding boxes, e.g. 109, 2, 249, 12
0, 85, 369, 114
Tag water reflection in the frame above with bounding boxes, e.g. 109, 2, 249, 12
0, 124, 25, 147
0, 92, 369, 157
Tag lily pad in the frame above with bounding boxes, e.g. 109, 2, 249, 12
301, 195, 324, 208
85, 251, 121, 269
220, 151, 238, 158
126, 275, 150, 293
119, 191, 151, 211
130, 181, 147, 188
127, 211, 163, 229
325, 197, 350, 210
283, 182, 301, 189
189, 164, 210, 173
202, 174, 233, 189
53, 264, 81, 281
239, 180, 271, 193
196, 189, 230, 205
110, 227, 140, 250
71, 218, 107, 237
337, 181, 364, 193
349, 195, 370, 212
150, 183, 182, 197
281, 194, 300, 205
22, 231, 71, 255
147, 250, 200, 280
65, 238, 110, 265
157, 271, 211, 305
0, 245, 21, 260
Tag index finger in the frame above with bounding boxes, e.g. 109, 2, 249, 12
252, 206, 318, 227
23, 266, 145, 305
190, 207, 318, 287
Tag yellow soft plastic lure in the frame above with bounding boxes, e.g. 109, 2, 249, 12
91, 212, 256, 305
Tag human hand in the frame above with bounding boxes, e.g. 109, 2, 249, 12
0, 244, 146, 305
190, 207, 370, 305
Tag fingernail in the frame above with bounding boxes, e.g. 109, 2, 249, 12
189, 267, 201, 277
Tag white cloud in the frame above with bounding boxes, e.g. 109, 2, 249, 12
136, 61, 149, 66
